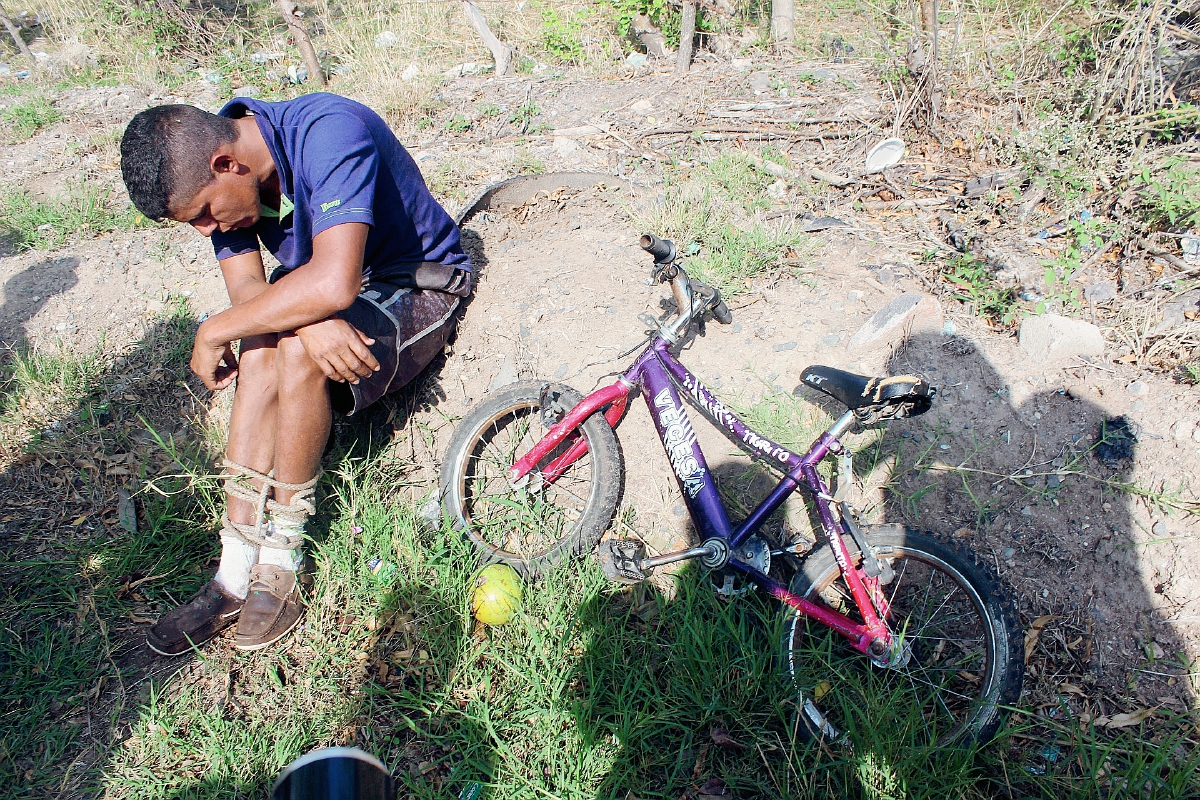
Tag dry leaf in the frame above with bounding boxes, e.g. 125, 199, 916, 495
1024, 614, 1053, 664
1100, 707, 1155, 729
709, 726, 745, 750
1059, 683, 1084, 695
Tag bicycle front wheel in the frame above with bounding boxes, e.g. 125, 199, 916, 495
783, 525, 1023, 746
440, 381, 623, 579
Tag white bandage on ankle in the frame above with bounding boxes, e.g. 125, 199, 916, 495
258, 517, 305, 571
214, 533, 258, 599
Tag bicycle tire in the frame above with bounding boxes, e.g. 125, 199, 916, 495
782, 525, 1023, 746
440, 381, 623, 579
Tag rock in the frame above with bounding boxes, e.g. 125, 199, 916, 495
1017, 314, 1104, 364
401, 63, 419, 82
821, 334, 840, 346
1193, 426, 1200, 444
1171, 420, 1195, 442
1152, 302, 1186, 335
942, 320, 957, 336
231, 86, 259, 98
625, 52, 648, 68
731, 57, 752, 71
630, 99, 654, 114
1152, 520, 1169, 537
1002, 547, 1017, 558
489, 356, 517, 391
848, 293, 943, 352
748, 72, 772, 94
847, 290, 864, 302
1084, 282, 1117, 303
1066, 384, 1095, 401
552, 136, 579, 157
1046, 473, 1062, 489
553, 364, 568, 379
375, 31, 398, 49
1126, 380, 1149, 397
766, 179, 787, 200
773, 341, 797, 352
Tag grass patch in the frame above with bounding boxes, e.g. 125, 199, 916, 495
0, 183, 147, 251
634, 151, 816, 298
1, 95, 62, 139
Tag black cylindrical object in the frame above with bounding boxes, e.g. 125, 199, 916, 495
639, 233, 675, 263
272, 747, 395, 800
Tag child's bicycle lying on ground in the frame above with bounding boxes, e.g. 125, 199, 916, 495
440, 234, 1024, 745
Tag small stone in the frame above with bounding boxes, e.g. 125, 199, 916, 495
847, 290, 864, 302
231, 85, 259, 98
1193, 426, 1200, 444
1126, 380, 1149, 397
1020, 506, 1033, 517
942, 320, 957, 336
731, 57, 752, 71
489, 356, 518, 391
938, 443, 950, 450
1018, 314, 1105, 364
1172, 420, 1195, 442
1152, 520, 1169, 537
876, 265, 895, 285
519, 324, 531, 340
773, 341, 797, 351
673, 504, 685, 517
1130, 399, 1146, 412
748, 72, 772, 94
1046, 474, 1062, 489
375, 30, 399, 49
1084, 282, 1117, 303
401, 63, 419, 82
625, 52, 648, 68
732, 323, 743, 333
1002, 547, 1017, 559
630, 99, 654, 114
821, 334, 841, 346
553, 364, 568, 379
849, 293, 943, 352
766, 179, 788, 200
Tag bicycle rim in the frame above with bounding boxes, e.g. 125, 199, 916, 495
455, 400, 598, 561
786, 539, 1004, 746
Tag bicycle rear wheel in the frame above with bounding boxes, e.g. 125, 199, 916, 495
783, 525, 1022, 746
440, 381, 622, 579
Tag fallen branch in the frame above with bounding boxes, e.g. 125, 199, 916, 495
0, 4, 36, 70
278, 0, 325, 87
461, 0, 511, 77
1137, 236, 1191, 272
640, 120, 860, 137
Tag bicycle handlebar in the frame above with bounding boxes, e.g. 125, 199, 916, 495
639, 233, 675, 263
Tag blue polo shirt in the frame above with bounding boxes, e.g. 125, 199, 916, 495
210, 93, 469, 284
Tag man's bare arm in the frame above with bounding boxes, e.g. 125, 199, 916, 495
191, 223, 378, 389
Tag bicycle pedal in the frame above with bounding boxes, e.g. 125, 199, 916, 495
598, 539, 647, 584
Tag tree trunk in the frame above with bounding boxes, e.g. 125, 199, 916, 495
0, 4, 36, 69
676, 1, 696, 74
772, 0, 795, 46
278, 0, 326, 87
461, 0, 512, 77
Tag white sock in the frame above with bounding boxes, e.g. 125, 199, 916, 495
258, 516, 305, 571
214, 533, 258, 599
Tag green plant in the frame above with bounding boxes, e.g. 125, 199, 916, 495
942, 254, 1021, 325
506, 148, 546, 175
1136, 158, 1200, 229
445, 114, 472, 133
538, 3, 590, 63
1179, 362, 1200, 384
508, 101, 542, 129
1, 95, 62, 138
0, 184, 147, 251
604, 0, 680, 47
477, 102, 501, 118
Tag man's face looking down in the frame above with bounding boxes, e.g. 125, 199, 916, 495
168, 152, 261, 237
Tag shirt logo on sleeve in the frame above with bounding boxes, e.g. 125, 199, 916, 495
320, 199, 342, 213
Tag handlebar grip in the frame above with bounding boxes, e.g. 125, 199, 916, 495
712, 300, 733, 324
640, 233, 675, 263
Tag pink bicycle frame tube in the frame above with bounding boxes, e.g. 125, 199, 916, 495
507, 380, 630, 483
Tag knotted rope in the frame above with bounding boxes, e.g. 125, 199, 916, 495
220, 458, 319, 549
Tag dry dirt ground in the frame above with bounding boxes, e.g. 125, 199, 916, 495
3, 58, 1199, 730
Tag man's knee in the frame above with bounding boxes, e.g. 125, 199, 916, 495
276, 333, 326, 388
235, 336, 277, 394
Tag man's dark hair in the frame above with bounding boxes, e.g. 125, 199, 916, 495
120, 105, 238, 221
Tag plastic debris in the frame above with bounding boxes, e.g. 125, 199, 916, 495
1183, 234, 1200, 265
864, 137, 905, 173
286, 65, 309, 84
249, 51, 285, 63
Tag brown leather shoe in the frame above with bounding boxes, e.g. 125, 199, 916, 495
234, 565, 306, 651
147, 580, 244, 656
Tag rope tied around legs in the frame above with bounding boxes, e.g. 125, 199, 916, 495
220, 458, 319, 549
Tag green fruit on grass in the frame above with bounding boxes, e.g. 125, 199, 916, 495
472, 564, 523, 625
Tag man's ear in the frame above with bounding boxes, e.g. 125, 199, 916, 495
211, 151, 241, 176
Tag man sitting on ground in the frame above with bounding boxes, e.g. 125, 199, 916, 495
120, 93, 471, 654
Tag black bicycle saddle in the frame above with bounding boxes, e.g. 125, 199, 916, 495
798, 365, 934, 417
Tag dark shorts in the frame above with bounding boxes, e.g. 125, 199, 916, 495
331, 282, 462, 414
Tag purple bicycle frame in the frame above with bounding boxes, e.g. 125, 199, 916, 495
508, 336, 893, 654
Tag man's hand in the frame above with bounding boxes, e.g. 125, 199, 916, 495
191, 321, 240, 390
294, 318, 380, 384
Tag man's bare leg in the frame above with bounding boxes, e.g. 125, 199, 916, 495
216, 334, 279, 598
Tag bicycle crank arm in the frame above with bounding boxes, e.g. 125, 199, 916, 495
639, 545, 716, 570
